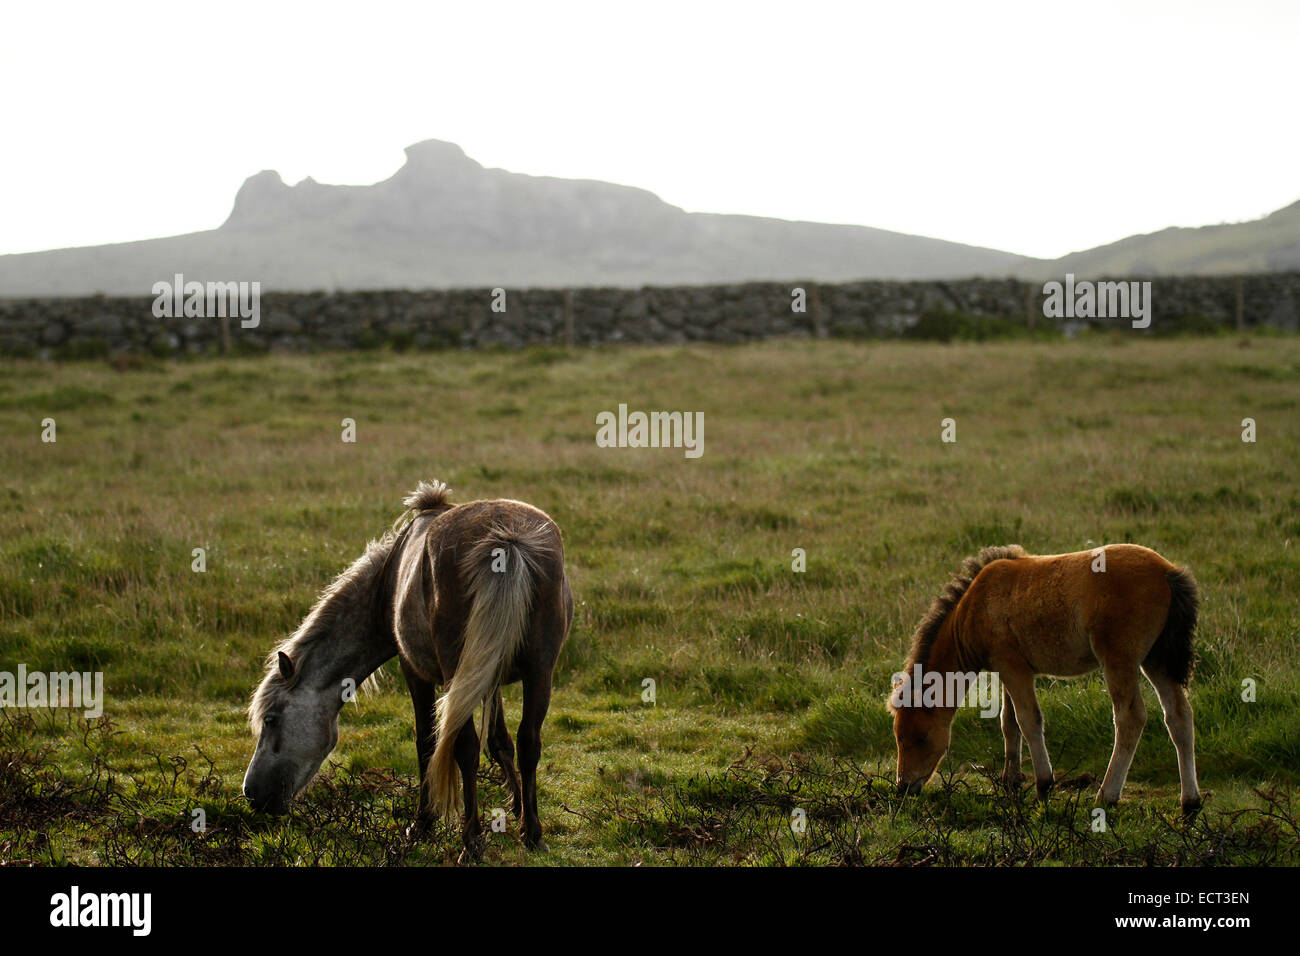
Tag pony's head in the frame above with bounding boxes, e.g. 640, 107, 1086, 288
890, 673, 954, 795
242, 482, 450, 815
243, 650, 340, 814
890, 545, 1025, 795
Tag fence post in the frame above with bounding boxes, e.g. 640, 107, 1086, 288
808, 281, 824, 338
563, 289, 575, 347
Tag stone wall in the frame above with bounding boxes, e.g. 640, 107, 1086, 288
1, 273, 1297, 358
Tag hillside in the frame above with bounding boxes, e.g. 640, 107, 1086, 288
0, 141, 1036, 295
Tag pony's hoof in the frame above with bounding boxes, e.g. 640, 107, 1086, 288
1000, 771, 1024, 792
1036, 779, 1054, 802
405, 817, 432, 841
457, 837, 485, 864
1181, 797, 1203, 820
524, 831, 548, 852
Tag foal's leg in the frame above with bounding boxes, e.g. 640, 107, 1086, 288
999, 684, 1023, 790
486, 687, 523, 817
518, 670, 553, 851
400, 660, 438, 835
1000, 668, 1054, 800
453, 720, 484, 861
1097, 663, 1147, 806
1142, 665, 1201, 815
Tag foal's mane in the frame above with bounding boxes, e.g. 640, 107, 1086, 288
248, 480, 453, 733
903, 544, 1027, 672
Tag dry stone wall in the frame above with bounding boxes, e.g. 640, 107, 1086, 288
1, 273, 1297, 357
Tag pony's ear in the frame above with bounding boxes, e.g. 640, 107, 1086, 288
888, 671, 908, 712
277, 651, 295, 681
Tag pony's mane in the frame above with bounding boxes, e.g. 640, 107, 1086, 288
903, 544, 1027, 672
404, 479, 452, 513
248, 480, 455, 734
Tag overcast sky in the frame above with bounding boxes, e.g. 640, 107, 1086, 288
2, 0, 1296, 260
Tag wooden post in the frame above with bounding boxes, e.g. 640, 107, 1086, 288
563, 289, 575, 347
1235, 275, 1245, 332
809, 281, 824, 338
220, 311, 231, 354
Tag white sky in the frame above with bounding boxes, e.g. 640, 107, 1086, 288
2, 0, 1297, 259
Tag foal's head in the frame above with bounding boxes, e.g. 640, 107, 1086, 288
891, 546, 1021, 795
890, 674, 955, 795
243, 651, 341, 814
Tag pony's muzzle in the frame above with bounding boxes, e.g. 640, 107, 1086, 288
896, 778, 925, 796
243, 782, 289, 815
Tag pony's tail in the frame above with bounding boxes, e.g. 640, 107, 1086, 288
427, 522, 552, 820
1146, 566, 1199, 686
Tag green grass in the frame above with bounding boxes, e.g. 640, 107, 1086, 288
1, 337, 1298, 865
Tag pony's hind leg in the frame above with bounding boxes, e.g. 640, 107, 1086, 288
1143, 664, 1201, 815
1098, 663, 1147, 806
1000, 667, 1054, 800
518, 670, 553, 851
486, 687, 523, 817
999, 684, 1024, 790
454, 720, 484, 861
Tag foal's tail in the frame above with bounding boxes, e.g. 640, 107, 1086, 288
1145, 566, 1199, 686
427, 520, 553, 820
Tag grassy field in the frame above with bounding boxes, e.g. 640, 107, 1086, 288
1, 335, 1298, 866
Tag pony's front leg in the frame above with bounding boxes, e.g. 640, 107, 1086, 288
1098, 664, 1147, 806
486, 688, 523, 817
400, 661, 438, 837
999, 684, 1023, 790
454, 721, 484, 862
1000, 668, 1054, 800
